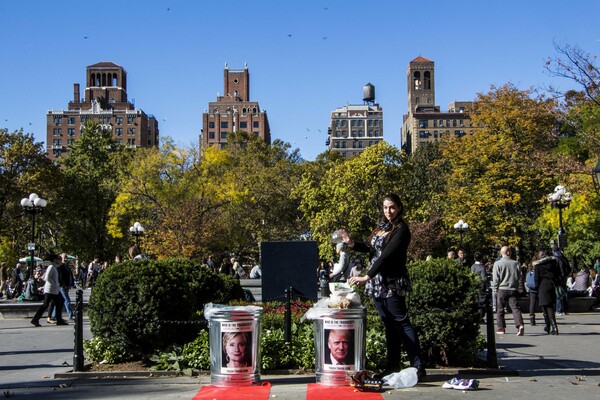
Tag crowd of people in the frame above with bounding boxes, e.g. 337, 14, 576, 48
202, 255, 261, 280
445, 247, 600, 337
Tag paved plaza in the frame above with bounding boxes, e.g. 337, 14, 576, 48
0, 311, 599, 399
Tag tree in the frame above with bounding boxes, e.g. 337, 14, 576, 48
56, 121, 132, 261
293, 142, 405, 259
440, 84, 567, 259
0, 129, 58, 266
202, 133, 307, 260
546, 43, 600, 157
545, 43, 600, 108
108, 139, 227, 260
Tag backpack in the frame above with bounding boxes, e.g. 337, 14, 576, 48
525, 270, 536, 290
554, 254, 570, 284
58, 264, 72, 287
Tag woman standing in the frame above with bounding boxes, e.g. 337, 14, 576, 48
341, 193, 425, 380
533, 249, 561, 335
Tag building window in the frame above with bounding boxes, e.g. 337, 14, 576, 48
116, 128, 123, 136
341, 120, 346, 127
253, 121, 259, 128
220, 122, 228, 129
209, 122, 215, 128
419, 120, 428, 128
116, 117, 123, 125
53, 150, 61, 157
342, 141, 347, 148
208, 132, 215, 139
68, 128, 75, 136
358, 141, 363, 148
335, 142, 339, 148
67, 139, 74, 145
351, 120, 357, 127
459, 120, 464, 127
374, 130, 380, 137
127, 116, 136, 124
127, 128, 135, 136
221, 132, 227, 139
453, 119, 457, 127
367, 120, 373, 127
240, 121, 248, 129
419, 131, 428, 138
53, 128, 61, 136
53, 116, 62, 125
357, 120, 363, 127
434, 131, 438, 138
374, 120, 379, 127
68, 117, 75, 125
433, 120, 438, 128
53, 139, 61, 146
413, 71, 421, 90
424, 71, 431, 90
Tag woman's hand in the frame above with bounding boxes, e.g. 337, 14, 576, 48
339, 229, 354, 247
349, 275, 370, 286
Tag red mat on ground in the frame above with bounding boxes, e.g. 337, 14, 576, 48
192, 381, 271, 400
306, 383, 384, 400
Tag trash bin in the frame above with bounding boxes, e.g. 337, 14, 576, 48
311, 307, 366, 385
204, 303, 263, 386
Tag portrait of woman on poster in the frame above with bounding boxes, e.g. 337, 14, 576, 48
222, 332, 252, 368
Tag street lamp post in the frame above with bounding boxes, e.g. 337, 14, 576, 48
453, 219, 469, 249
593, 159, 600, 194
547, 185, 572, 250
20, 193, 47, 279
129, 221, 145, 249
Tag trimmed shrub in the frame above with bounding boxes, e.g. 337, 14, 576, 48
407, 258, 483, 366
87, 258, 244, 362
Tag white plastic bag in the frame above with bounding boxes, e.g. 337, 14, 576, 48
383, 367, 418, 388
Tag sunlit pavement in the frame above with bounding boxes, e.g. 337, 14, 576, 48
1, 311, 599, 399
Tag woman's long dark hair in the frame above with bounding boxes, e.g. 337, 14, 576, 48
367, 193, 406, 245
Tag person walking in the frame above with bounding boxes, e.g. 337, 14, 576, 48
492, 246, 525, 336
524, 263, 539, 326
341, 193, 425, 381
533, 249, 561, 335
470, 252, 488, 322
31, 254, 68, 327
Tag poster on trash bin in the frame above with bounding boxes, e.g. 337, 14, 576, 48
220, 321, 254, 374
323, 319, 355, 371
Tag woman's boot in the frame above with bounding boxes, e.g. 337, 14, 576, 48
529, 315, 536, 326
543, 314, 551, 334
550, 318, 559, 335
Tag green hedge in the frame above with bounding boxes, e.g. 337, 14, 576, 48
86, 258, 244, 362
407, 258, 483, 366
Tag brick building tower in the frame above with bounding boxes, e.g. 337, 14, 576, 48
46, 62, 159, 160
201, 64, 271, 149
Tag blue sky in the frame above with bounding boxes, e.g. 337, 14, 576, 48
1, 0, 599, 161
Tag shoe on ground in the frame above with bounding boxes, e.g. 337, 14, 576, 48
56, 320, 69, 326
47, 318, 56, 324
517, 326, 525, 336
373, 368, 400, 380
443, 377, 479, 390
31, 319, 41, 327
496, 328, 505, 335
556, 312, 565, 316
416, 366, 427, 382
